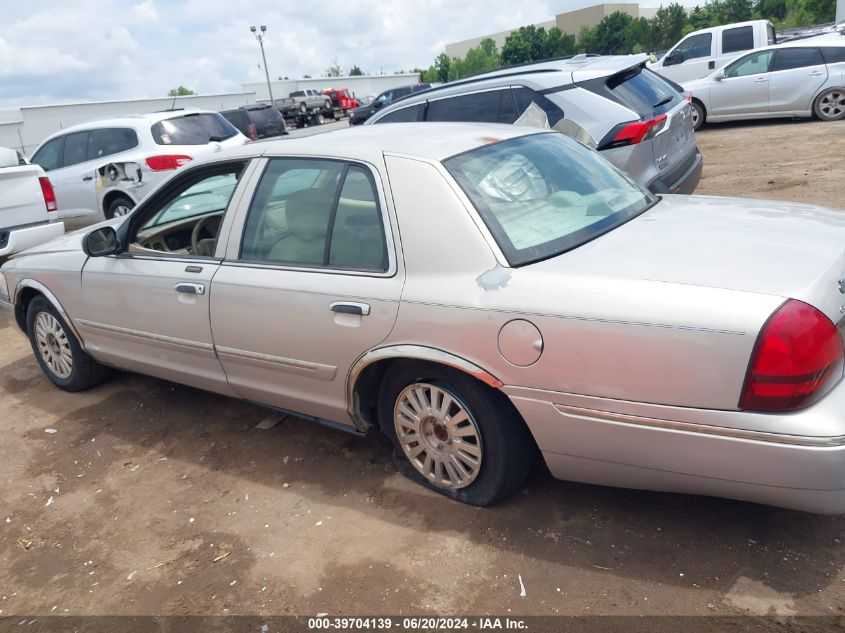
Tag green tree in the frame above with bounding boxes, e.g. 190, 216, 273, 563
501, 25, 550, 65
593, 12, 636, 54
434, 53, 451, 83
576, 25, 599, 53
757, 0, 788, 20
167, 86, 195, 96
349, 65, 363, 76
325, 59, 341, 77
651, 3, 688, 49
546, 27, 577, 57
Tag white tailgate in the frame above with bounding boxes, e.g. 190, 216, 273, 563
0, 164, 48, 229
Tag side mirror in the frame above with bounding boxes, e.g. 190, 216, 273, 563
714, 70, 725, 81
665, 50, 685, 66
83, 226, 119, 257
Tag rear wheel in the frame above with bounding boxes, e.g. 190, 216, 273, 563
27, 296, 110, 391
106, 195, 134, 219
691, 100, 706, 132
298, 102, 307, 114
314, 113, 325, 125
814, 88, 845, 121
378, 362, 536, 506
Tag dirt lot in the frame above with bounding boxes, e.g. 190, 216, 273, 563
1, 119, 844, 620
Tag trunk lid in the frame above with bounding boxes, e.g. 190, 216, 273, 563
531, 194, 845, 322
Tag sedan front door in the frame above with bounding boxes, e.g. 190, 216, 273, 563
75, 159, 255, 396
768, 47, 828, 114
709, 50, 774, 117
210, 157, 403, 428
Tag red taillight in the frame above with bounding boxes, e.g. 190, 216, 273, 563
682, 91, 692, 103
612, 114, 668, 146
740, 299, 844, 412
38, 176, 57, 212
247, 123, 258, 141
145, 155, 192, 171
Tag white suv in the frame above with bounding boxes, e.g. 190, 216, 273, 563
30, 110, 249, 221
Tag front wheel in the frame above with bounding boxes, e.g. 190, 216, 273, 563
690, 100, 705, 132
814, 88, 845, 121
27, 296, 110, 392
106, 195, 134, 219
378, 363, 536, 506
314, 113, 325, 125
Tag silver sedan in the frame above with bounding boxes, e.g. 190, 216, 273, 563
3, 123, 845, 513
686, 40, 845, 130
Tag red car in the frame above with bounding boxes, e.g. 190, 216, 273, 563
321, 88, 360, 115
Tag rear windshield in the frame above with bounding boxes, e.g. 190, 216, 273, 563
584, 67, 681, 118
444, 133, 655, 267
290, 91, 306, 97
248, 107, 283, 124
151, 113, 238, 145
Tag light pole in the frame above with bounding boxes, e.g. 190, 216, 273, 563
250, 25, 275, 106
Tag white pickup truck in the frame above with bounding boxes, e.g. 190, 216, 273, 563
651, 20, 777, 84
0, 147, 65, 258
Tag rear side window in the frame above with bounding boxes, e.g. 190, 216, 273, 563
772, 47, 824, 72
87, 128, 138, 161
240, 159, 387, 271
426, 90, 516, 124
31, 137, 64, 172
220, 110, 250, 134
151, 113, 238, 145
248, 107, 283, 125
592, 68, 680, 118
378, 104, 426, 123
513, 88, 564, 126
820, 47, 845, 64
722, 26, 754, 54
767, 24, 777, 46
62, 132, 89, 167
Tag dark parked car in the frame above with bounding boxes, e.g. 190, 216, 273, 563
349, 83, 431, 125
220, 105, 288, 140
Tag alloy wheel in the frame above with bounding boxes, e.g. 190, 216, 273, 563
113, 204, 132, 217
34, 311, 73, 379
819, 91, 845, 119
393, 382, 483, 489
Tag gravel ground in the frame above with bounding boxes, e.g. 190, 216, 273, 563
1, 118, 844, 620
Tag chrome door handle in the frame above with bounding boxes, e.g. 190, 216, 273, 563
82, 176, 93, 181
809, 71, 824, 76
754, 77, 768, 83
175, 282, 205, 295
330, 301, 370, 316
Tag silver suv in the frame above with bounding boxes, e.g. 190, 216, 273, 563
366, 55, 703, 194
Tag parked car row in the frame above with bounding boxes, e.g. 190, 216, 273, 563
4, 123, 845, 514
349, 83, 431, 125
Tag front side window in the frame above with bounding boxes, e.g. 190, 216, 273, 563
130, 164, 244, 256
725, 50, 774, 78
87, 128, 138, 161
62, 132, 90, 167
241, 159, 387, 271
378, 104, 426, 123
444, 133, 654, 266
151, 113, 238, 145
31, 137, 64, 172
771, 47, 824, 72
722, 26, 754, 54
674, 33, 713, 61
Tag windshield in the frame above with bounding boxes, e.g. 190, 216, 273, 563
444, 133, 655, 266
151, 113, 238, 145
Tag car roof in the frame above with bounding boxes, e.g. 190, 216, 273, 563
219, 122, 546, 164
42, 109, 216, 138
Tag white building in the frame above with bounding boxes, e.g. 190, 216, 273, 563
0, 92, 256, 157
243, 73, 425, 104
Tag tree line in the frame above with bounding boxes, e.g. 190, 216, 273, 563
420, 0, 838, 83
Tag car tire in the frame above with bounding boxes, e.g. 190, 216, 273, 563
315, 113, 325, 125
106, 195, 135, 219
298, 103, 307, 114
691, 100, 706, 132
377, 361, 537, 506
26, 296, 111, 392
813, 88, 845, 121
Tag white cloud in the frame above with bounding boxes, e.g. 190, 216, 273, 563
0, 0, 705, 106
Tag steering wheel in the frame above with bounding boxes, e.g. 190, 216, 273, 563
191, 215, 220, 256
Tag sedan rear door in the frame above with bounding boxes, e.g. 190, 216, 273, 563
210, 157, 403, 428
768, 47, 828, 113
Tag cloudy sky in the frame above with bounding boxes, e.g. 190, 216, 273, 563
0, 0, 701, 107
